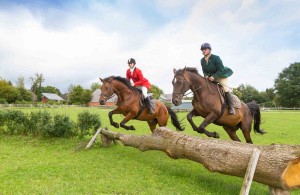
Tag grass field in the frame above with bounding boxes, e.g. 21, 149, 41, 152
0, 107, 300, 194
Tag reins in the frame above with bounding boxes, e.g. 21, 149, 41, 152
205, 78, 218, 94
100, 82, 133, 104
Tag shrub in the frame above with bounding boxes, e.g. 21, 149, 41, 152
77, 111, 101, 138
0, 110, 6, 130
47, 114, 74, 138
5, 110, 27, 135
0, 98, 7, 104
0, 109, 102, 138
23, 111, 52, 137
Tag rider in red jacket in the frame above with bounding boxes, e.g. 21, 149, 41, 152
126, 58, 154, 114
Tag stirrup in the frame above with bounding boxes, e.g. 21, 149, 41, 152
149, 109, 154, 115
229, 107, 236, 115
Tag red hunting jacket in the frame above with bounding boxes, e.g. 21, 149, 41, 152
126, 67, 151, 90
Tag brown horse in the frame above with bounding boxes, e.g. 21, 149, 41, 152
172, 67, 265, 143
99, 76, 184, 131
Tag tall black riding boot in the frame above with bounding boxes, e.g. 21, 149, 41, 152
145, 97, 154, 115
225, 92, 236, 115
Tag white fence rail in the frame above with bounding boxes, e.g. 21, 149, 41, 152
0, 104, 299, 111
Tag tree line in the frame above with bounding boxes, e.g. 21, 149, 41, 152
0, 62, 299, 107
233, 62, 300, 107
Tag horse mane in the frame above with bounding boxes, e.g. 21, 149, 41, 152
104, 76, 141, 93
176, 67, 201, 76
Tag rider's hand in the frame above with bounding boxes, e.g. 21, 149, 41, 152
131, 83, 135, 86
205, 76, 208, 79
209, 76, 214, 81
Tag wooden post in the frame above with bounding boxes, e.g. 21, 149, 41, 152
240, 148, 261, 195
85, 128, 102, 149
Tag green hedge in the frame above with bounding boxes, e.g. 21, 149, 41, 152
0, 110, 101, 138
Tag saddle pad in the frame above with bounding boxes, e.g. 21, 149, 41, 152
231, 94, 241, 109
150, 99, 156, 110
139, 98, 157, 110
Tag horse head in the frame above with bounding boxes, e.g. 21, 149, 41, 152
172, 67, 191, 106
99, 77, 115, 105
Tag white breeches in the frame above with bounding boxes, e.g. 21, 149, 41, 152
216, 78, 230, 92
137, 86, 148, 98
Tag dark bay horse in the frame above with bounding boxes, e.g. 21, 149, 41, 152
172, 67, 265, 143
99, 76, 184, 131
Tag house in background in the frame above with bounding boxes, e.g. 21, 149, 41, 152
89, 89, 118, 107
159, 94, 172, 104
159, 94, 193, 111
41, 93, 65, 103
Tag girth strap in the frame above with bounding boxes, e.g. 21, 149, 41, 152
133, 106, 146, 119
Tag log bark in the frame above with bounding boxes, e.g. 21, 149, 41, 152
99, 127, 300, 190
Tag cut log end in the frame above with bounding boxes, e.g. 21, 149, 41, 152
283, 158, 300, 189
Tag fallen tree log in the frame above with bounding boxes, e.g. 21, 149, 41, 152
98, 127, 300, 193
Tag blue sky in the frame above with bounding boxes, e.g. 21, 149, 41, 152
0, 0, 299, 93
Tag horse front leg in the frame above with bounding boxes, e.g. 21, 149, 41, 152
198, 113, 220, 139
187, 109, 200, 132
120, 112, 137, 130
109, 109, 121, 128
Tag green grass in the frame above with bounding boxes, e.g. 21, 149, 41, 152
0, 107, 300, 194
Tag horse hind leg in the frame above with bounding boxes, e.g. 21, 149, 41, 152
240, 121, 253, 144
147, 119, 158, 132
223, 126, 241, 142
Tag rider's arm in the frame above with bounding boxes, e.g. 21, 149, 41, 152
201, 59, 209, 77
126, 69, 131, 80
212, 56, 225, 79
133, 69, 144, 86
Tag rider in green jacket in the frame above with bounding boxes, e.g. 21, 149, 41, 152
200, 43, 236, 114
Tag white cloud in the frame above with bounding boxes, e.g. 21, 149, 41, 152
0, 0, 299, 94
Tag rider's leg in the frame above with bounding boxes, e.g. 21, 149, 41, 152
143, 87, 154, 115
138, 86, 154, 115
216, 78, 236, 115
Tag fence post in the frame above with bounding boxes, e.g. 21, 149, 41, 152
240, 148, 261, 195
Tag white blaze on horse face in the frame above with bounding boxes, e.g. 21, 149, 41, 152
174, 78, 177, 83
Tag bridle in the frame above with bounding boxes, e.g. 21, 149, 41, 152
100, 81, 132, 103
172, 75, 202, 98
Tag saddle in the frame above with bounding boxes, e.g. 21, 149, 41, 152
215, 83, 241, 109
133, 94, 157, 119
139, 94, 156, 110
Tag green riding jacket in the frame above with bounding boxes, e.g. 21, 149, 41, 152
200, 54, 233, 79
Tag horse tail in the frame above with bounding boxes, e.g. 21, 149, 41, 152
166, 106, 185, 131
246, 101, 266, 134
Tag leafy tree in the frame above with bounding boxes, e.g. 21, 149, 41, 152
0, 79, 20, 103
149, 84, 164, 99
16, 76, 25, 88
41, 86, 61, 95
236, 84, 268, 103
17, 87, 32, 102
90, 82, 101, 92
275, 62, 300, 107
29, 73, 45, 101
68, 85, 92, 105
233, 88, 242, 99
15, 76, 32, 102
265, 88, 276, 101
82, 89, 92, 104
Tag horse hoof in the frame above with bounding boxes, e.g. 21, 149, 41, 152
131, 126, 135, 130
111, 123, 119, 128
214, 132, 219, 138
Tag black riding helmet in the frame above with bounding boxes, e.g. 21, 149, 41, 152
200, 43, 212, 50
128, 58, 136, 65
